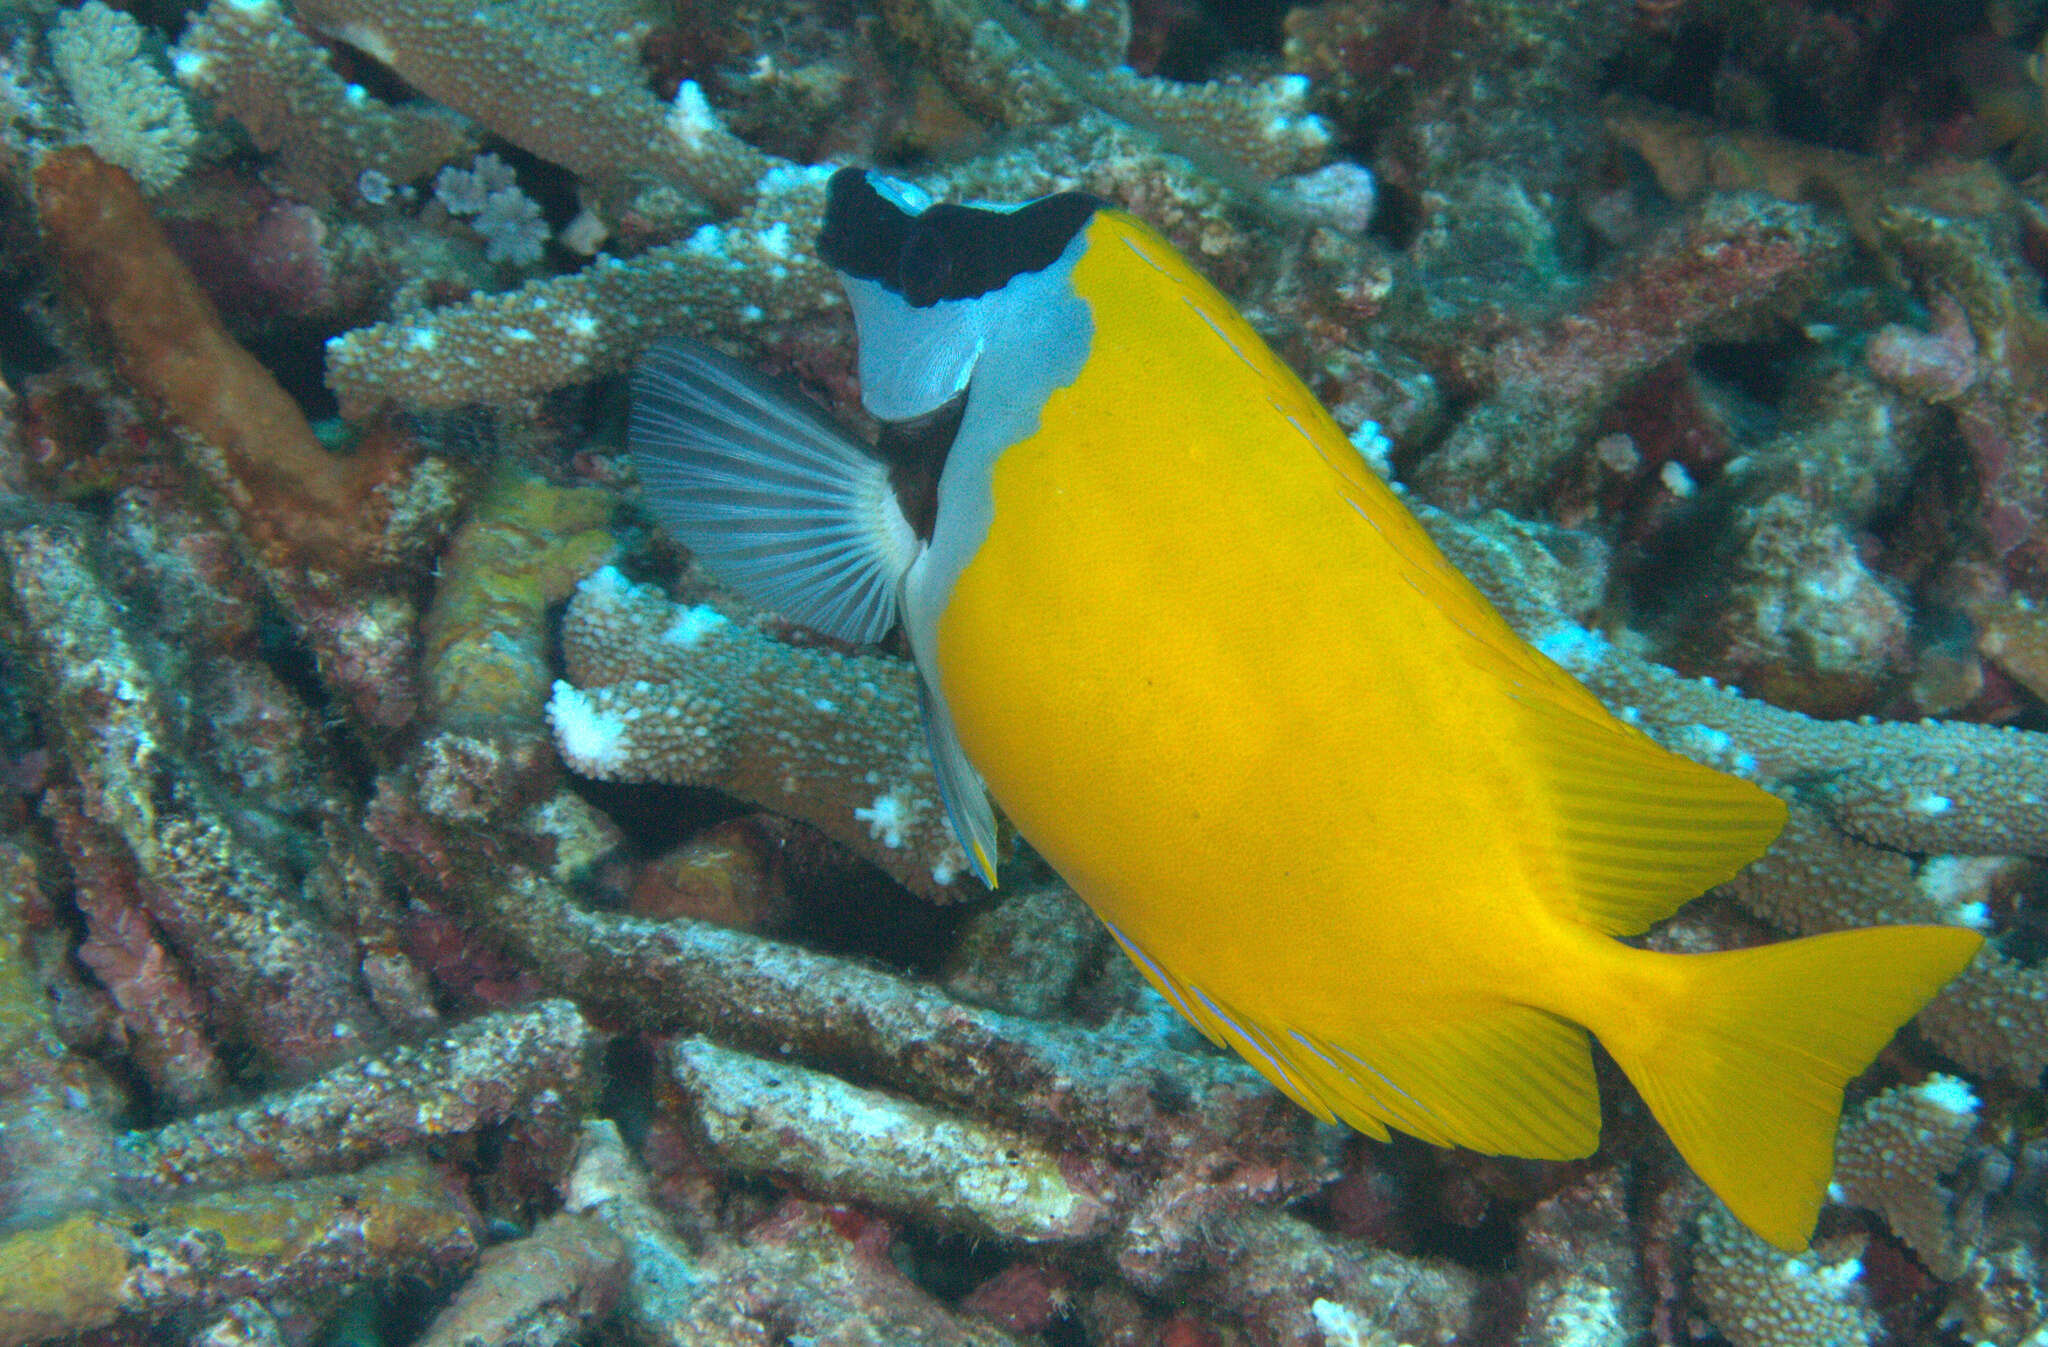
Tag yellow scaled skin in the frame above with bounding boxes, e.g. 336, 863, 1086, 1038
930, 211, 1982, 1251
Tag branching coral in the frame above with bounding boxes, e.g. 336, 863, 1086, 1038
49, 1, 197, 195
672, 1034, 1118, 1243
1692, 1204, 1880, 1347
31, 145, 454, 735
174, 0, 475, 201
1604, 102, 2048, 622
564, 1119, 1032, 1346
7, 0, 2048, 1340
1834, 1074, 1982, 1279
293, 0, 772, 214
548, 566, 972, 899
1407, 192, 1848, 515
884, 0, 1330, 185
0, 513, 381, 1077
324, 163, 838, 415
1916, 949, 2048, 1087
414, 1211, 625, 1347
1123, 1201, 1480, 1346
33, 147, 411, 580
42, 783, 228, 1110
0, 1154, 479, 1344
369, 783, 1307, 1169
0, 838, 117, 1227
114, 999, 593, 1196
1874, 201, 2048, 593
1516, 1175, 1647, 1347
289, 0, 1365, 421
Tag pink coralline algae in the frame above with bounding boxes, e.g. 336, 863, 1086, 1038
1, 0, 2047, 1343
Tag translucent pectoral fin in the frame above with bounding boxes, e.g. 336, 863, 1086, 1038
631, 339, 919, 645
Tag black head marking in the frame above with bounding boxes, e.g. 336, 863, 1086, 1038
819, 167, 1103, 309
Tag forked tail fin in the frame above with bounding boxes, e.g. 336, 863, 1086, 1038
1600, 925, 1983, 1250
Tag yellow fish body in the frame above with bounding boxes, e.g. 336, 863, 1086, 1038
631, 168, 1983, 1251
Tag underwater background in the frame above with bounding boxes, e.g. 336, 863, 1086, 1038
0, 0, 2045, 1343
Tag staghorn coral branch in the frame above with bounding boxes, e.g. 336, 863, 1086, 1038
1172, 1205, 1480, 1347
323, 165, 837, 416
564, 1119, 1031, 1346
1833, 1074, 1982, 1279
0, 1154, 479, 1344
1690, 1204, 1879, 1347
31, 146, 448, 736
0, 514, 382, 1076
888, 0, 1330, 187
549, 566, 971, 900
174, 0, 475, 199
671, 1035, 1119, 1243
1409, 194, 1848, 515
423, 476, 615, 741
113, 1000, 594, 1196
414, 1211, 625, 1347
33, 147, 410, 580
43, 784, 227, 1111
0, 840, 118, 1229
293, 0, 772, 212
1915, 949, 2048, 1085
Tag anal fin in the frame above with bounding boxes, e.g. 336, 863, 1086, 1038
1102, 922, 1598, 1157
1296, 1009, 1600, 1159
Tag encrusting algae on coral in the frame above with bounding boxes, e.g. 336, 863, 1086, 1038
4, 0, 2048, 1342
416, 471, 615, 819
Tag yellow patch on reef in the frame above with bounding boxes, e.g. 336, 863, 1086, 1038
930, 209, 1982, 1251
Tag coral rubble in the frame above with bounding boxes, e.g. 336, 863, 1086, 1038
0, 0, 2046, 1342
0, 1154, 478, 1344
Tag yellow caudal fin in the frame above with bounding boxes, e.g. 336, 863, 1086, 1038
1601, 925, 1983, 1250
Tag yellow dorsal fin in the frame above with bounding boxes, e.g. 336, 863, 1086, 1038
1317, 434, 1787, 936
1252, 357, 1784, 936
1507, 684, 1789, 935
1242, 342, 1787, 938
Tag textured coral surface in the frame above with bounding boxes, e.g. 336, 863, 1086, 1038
1, 0, 2047, 1344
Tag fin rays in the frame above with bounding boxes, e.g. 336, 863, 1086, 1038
1104, 921, 1600, 1158
631, 340, 919, 645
